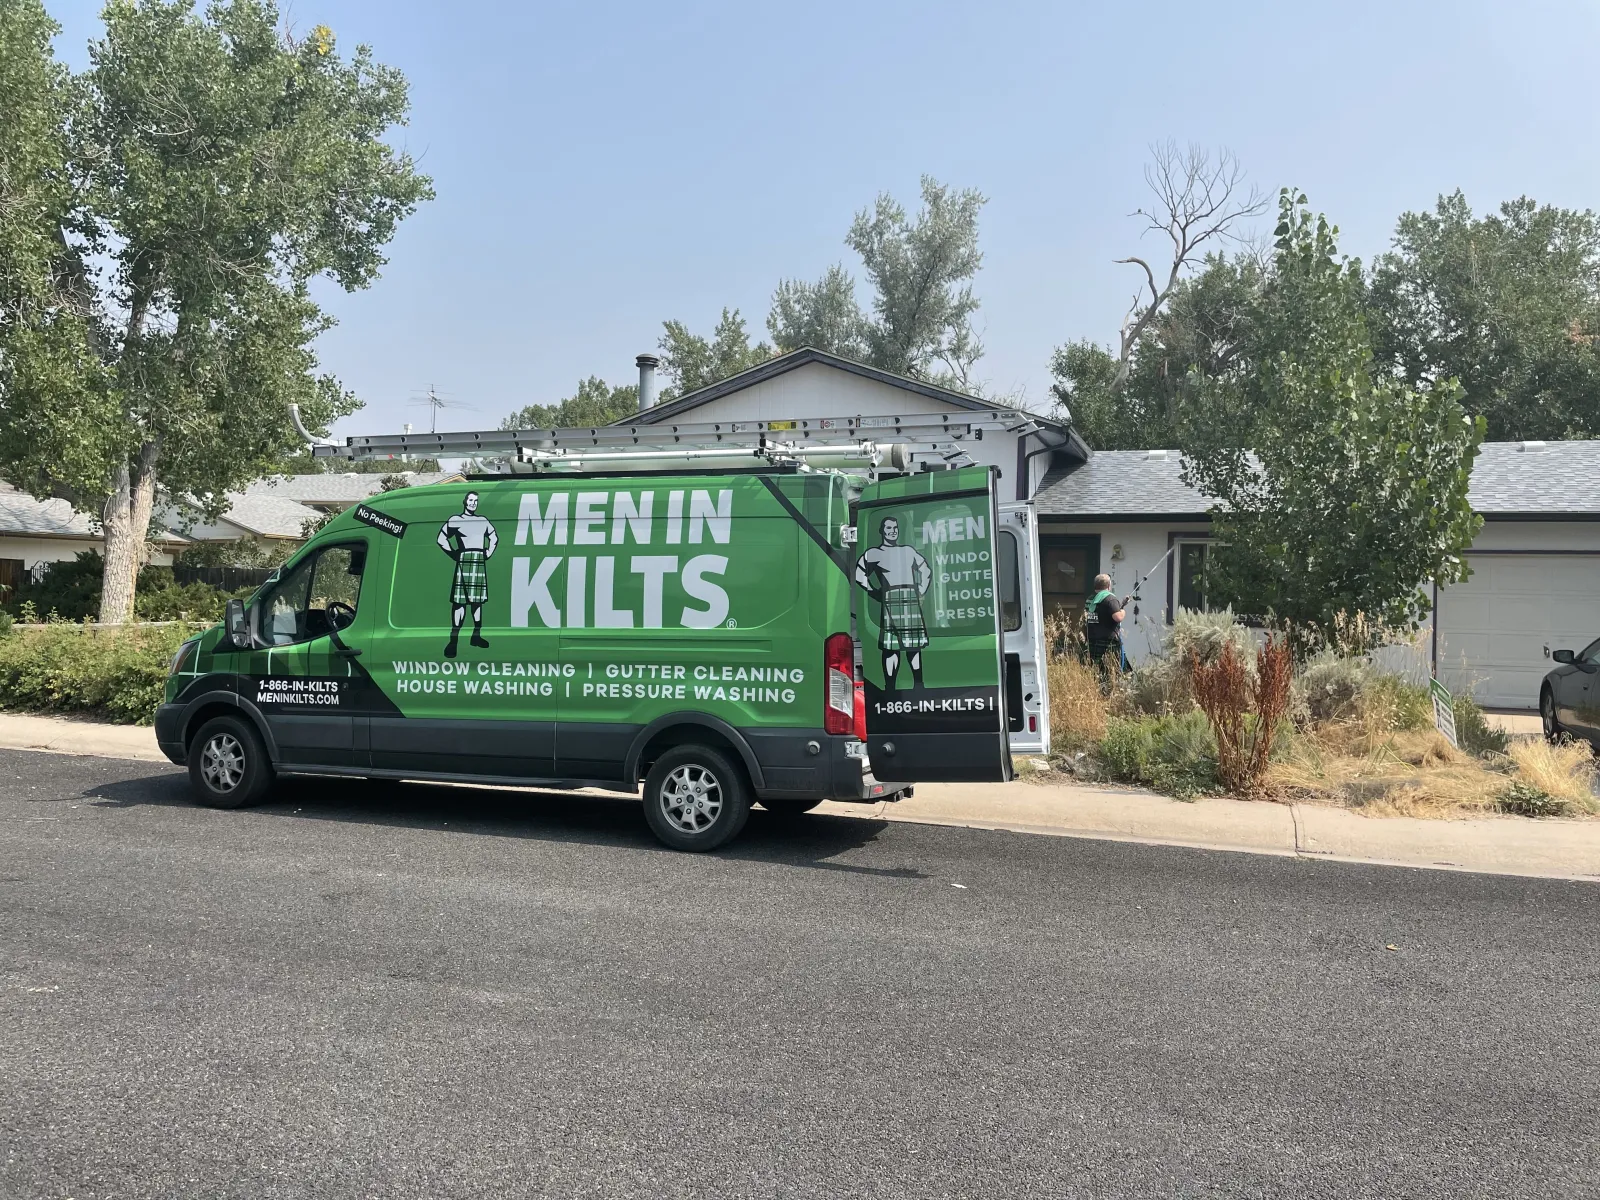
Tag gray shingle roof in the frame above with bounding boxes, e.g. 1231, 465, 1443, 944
0, 489, 187, 542
1467, 440, 1600, 515
206, 493, 325, 538
244, 471, 448, 504
1034, 450, 1203, 518
1035, 441, 1600, 519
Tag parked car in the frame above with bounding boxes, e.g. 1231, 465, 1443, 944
1540, 638, 1600, 748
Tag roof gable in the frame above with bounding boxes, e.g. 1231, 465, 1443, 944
629, 346, 1065, 427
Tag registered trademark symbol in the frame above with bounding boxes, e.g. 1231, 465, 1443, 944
725, 618, 737, 628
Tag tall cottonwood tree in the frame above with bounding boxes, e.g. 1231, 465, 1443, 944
663, 176, 990, 397
0, 0, 430, 622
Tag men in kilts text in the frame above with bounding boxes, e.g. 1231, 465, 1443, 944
854, 515, 932, 690
437, 491, 499, 658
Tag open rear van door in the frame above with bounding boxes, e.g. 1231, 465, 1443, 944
998, 501, 1049, 755
851, 466, 1013, 783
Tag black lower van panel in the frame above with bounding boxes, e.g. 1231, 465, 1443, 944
555, 722, 641, 783
369, 717, 557, 778
866, 732, 1012, 783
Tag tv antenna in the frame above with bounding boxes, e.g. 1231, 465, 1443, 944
409, 385, 474, 433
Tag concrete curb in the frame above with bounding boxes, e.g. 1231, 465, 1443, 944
1, 711, 1596, 881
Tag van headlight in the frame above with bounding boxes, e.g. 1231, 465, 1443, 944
168, 640, 197, 676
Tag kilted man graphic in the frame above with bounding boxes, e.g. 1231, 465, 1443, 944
437, 491, 498, 658
854, 515, 932, 690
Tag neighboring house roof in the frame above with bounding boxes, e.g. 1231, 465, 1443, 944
1465, 440, 1600, 517
185, 494, 324, 539
623, 346, 1090, 460
1035, 440, 1600, 521
0, 486, 187, 544
244, 471, 447, 506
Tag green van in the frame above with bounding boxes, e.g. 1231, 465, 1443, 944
157, 464, 1018, 850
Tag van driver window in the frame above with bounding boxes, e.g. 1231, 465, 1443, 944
257, 543, 366, 646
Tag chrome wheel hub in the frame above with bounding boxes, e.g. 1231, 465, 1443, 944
201, 732, 245, 793
660, 764, 722, 834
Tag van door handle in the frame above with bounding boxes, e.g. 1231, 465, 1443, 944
336, 645, 362, 659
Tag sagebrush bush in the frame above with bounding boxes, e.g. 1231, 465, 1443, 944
1125, 607, 1257, 716
0, 623, 192, 724
1097, 710, 1221, 799
1296, 652, 1369, 723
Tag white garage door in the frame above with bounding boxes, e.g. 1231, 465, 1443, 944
1436, 554, 1600, 709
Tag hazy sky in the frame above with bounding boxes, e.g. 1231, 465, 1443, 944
45, 0, 1600, 438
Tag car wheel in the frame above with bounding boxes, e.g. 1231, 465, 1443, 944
642, 745, 751, 852
1540, 686, 1563, 744
188, 715, 274, 809
761, 798, 824, 818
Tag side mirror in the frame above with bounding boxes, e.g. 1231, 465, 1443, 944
1552, 649, 1576, 665
225, 598, 252, 650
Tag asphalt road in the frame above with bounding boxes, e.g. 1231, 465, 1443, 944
2, 749, 1597, 1200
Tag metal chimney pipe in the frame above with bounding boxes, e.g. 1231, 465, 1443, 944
636, 353, 659, 411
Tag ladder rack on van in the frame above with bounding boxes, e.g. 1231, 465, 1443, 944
293, 407, 1047, 475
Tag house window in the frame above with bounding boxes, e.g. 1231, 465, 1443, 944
1175, 539, 1212, 614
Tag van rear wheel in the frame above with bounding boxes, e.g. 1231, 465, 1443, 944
188, 715, 273, 810
643, 745, 750, 852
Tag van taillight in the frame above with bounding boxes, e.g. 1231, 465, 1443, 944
824, 633, 854, 735
853, 680, 867, 741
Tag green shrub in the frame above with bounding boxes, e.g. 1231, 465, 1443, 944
5, 551, 105, 621
1362, 673, 1432, 733
5, 553, 239, 624
0, 624, 191, 724
1296, 652, 1369, 722
1097, 710, 1220, 800
1497, 781, 1570, 818
0, 609, 12, 638
1452, 694, 1510, 757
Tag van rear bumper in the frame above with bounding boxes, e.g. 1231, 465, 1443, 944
745, 730, 902, 803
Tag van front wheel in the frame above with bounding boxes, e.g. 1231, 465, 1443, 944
188, 715, 273, 809
643, 745, 750, 852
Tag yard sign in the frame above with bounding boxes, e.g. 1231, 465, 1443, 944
1429, 678, 1459, 749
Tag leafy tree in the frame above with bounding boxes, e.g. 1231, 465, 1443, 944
665, 176, 989, 395
1181, 191, 1484, 644
767, 264, 869, 361
656, 308, 771, 398
502, 375, 640, 429
1051, 252, 1265, 449
0, 0, 107, 505
0, 0, 431, 624
1368, 191, 1600, 440
846, 176, 986, 387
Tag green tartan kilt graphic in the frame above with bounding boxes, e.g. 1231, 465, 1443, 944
450, 549, 489, 607
879, 584, 929, 652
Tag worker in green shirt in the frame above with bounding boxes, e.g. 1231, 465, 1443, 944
1083, 573, 1128, 681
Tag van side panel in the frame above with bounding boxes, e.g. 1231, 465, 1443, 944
353, 474, 850, 792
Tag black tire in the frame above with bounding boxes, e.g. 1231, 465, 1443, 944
1541, 686, 1563, 744
761, 798, 824, 817
187, 715, 274, 809
642, 744, 751, 851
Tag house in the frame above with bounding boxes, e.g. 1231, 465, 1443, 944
0, 482, 187, 596
624, 347, 1599, 711
242, 470, 447, 513
626, 347, 1089, 499
1033, 441, 1600, 710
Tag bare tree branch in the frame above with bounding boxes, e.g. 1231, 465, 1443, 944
1112, 140, 1267, 388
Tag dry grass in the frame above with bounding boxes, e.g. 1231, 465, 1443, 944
1268, 723, 1599, 820
1047, 653, 1106, 747
1508, 739, 1600, 815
